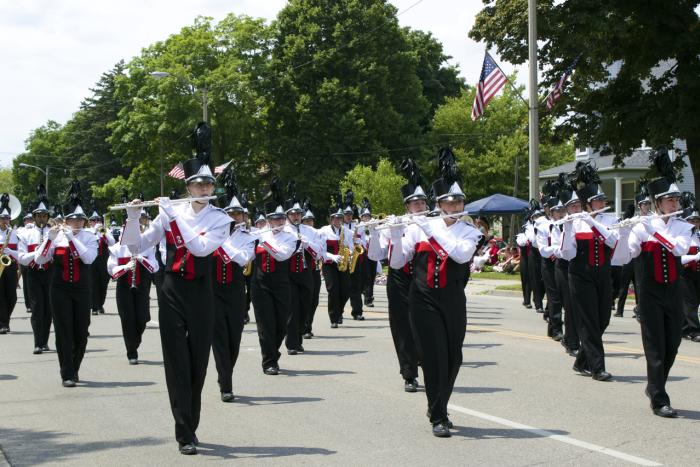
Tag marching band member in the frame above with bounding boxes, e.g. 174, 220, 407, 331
89, 204, 115, 316
536, 184, 566, 341
560, 162, 621, 381
18, 206, 34, 314
318, 198, 352, 328
0, 194, 19, 335
301, 203, 322, 339
343, 191, 366, 320
367, 158, 426, 393
107, 194, 158, 365
680, 193, 700, 342
516, 219, 533, 308
250, 182, 297, 375
388, 148, 481, 437
616, 148, 692, 417
34, 182, 98, 387
121, 125, 232, 454
525, 202, 546, 313
17, 187, 53, 353
284, 189, 324, 355
211, 171, 255, 402
359, 199, 377, 308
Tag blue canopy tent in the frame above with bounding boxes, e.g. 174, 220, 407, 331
464, 194, 529, 216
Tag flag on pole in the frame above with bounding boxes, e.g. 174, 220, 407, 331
167, 162, 185, 180
471, 52, 508, 121
214, 159, 233, 175
545, 55, 581, 111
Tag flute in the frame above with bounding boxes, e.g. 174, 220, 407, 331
356, 210, 430, 228
109, 196, 217, 211
553, 207, 610, 225
376, 210, 470, 230
609, 210, 684, 229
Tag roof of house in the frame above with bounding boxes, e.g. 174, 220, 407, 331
540, 149, 651, 178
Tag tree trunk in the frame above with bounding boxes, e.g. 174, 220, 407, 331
686, 134, 700, 201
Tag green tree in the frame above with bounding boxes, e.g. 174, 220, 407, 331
0, 169, 14, 194
469, 0, 700, 196
340, 159, 407, 215
428, 84, 572, 201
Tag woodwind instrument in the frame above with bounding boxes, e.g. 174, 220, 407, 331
609, 210, 684, 229
108, 196, 217, 211
375, 210, 470, 230
553, 207, 611, 226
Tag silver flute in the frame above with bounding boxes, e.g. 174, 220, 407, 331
109, 196, 217, 211
609, 210, 684, 229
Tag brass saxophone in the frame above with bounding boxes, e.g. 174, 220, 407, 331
243, 261, 253, 276
337, 226, 351, 272
349, 244, 364, 274
0, 227, 12, 278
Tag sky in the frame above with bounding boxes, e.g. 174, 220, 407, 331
0, 0, 528, 168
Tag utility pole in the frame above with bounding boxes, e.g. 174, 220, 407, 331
528, 0, 540, 201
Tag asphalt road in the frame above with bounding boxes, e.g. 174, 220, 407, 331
1, 277, 699, 466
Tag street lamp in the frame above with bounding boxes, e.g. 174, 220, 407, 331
19, 163, 50, 199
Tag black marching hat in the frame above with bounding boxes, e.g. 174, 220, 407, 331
183, 122, 216, 184
265, 177, 286, 219
573, 161, 605, 203
431, 147, 466, 202
64, 180, 88, 220
400, 158, 428, 202
647, 146, 681, 200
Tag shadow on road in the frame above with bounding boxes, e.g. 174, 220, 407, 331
612, 375, 688, 384
282, 369, 356, 377
463, 343, 503, 349
0, 427, 166, 465
196, 442, 336, 460
88, 334, 124, 339
311, 335, 365, 340
606, 352, 644, 360
79, 380, 156, 388
461, 361, 498, 369
0, 374, 18, 380
234, 395, 324, 406
676, 408, 700, 420
302, 350, 367, 357
452, 386, 510, 394
451, 425, 568, 440
137, 360, 164, 366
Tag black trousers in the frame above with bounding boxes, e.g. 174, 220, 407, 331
28, 268, 52, 348
286, 271, 312, 350
541, 258, 562, 336
323, 264, 349, 324
681, 270, 700, 336
50, 284, 90, 381
349, 264, 364, 316
20, 265, 30, 310
520, 247, 532, 305
245, 274, 252, 315
91, 255, 110, 311
362, 258, 377, 304
387, 270, 418, 380
616, 262, 636, 316
304, 269, 321, 334
555, 259, 579, 351
611, 265, 623, 310
527, 250, 545, 309
159, 273, 214, 445
409, 284, 466, 425
638, 279, 683, 408
252, 276, 290, 369
212, 281, 246, 393
115, 279, 151, 360
0, 263, 18, 329
570, 266, 612, 374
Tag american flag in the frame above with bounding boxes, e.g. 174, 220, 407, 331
214, 160, 232, 175
167, 162, 185, 180
545, 55, 581, 111
471, 52, 508, 121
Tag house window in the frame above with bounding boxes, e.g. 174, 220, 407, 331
621, 181, 636, 210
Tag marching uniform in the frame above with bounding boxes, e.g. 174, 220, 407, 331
18, 216, 34, 313
35, 220, 98, 384
0, 222, 19, 334
16, 191, 53, 352
681, 228, 700, 339
250, 202, 296, 373
318, 216, 353, 326
536, 211, 563, 338
89, 215, 116, 315
211, 221, 255, 398
107, 242, 158, 363
346, 217, 366, 319
302, 207, 322, 338
525, 216, 545, 311
516, 229, 532, 307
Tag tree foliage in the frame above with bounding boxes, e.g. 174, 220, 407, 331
340, 159, 407, 215
470, 0, 700, 195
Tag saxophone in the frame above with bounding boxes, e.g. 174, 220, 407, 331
130, 255, 138, 289
0, 228, 13, 278
337, 225, 351, 272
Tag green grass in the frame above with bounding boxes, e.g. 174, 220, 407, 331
494, 284, 523, 291
471, 271, 520, 281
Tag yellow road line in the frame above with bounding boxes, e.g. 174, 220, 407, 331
468, 325, 700, 365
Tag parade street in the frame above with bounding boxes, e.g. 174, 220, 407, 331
1, 278, 699, 467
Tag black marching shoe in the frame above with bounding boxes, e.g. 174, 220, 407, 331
33, 347, 42, 355
99, 306, 105, 314
551, 332, 563, 342
572, 364, 592, 377
264, 366, 279, 375
536, 308, 544, 314
42, 345, 50, 352
303, 332, 313, 339
432, 422, 451, 438
523, 302, 532, 309
92, 310, 99, 316
592, 371, 612, 381
243, 315, 250, 325
0, 327, 7, 334
331, 323, 338, 329
652, 405, 678, 418
62, 379, 76, 388
298, 345, 305, 353
613, 312, 623, 317
179, 443, 197, 455
404, 378, 418, 393
128, 358, 138, 365
353, 314, 365, 321
221, 392, 235, 403
691, 334, 700, 343
287, 349, 298, 355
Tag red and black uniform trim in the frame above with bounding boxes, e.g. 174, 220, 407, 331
641, 241, 679, 284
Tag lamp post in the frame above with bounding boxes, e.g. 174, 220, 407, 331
18, 163, 50, 199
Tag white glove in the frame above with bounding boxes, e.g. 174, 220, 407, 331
126, 200, 141, 220
326, 253, 341, 264
48, 227, 59, 241
63, 228, 74, 240
158, 197, 176, 219
413, 215, 433, 236
640, 215, 654, 234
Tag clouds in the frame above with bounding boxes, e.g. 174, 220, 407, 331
0, 0, 522, 167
